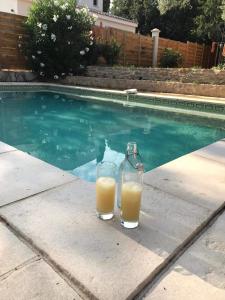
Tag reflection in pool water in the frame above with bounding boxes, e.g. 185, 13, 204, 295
0, 91, 225, 182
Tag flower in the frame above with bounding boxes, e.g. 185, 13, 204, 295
54, 75, 59, 80
75, 8, 80, 13
80, 50, 85, 56
61, 3, 68, 10
37, 22, 42, 28
51, 33, 56, 42
90, 36, 94, 41
90, 41, 93, 46
18, 43, 21, 48
61, 73, 66, 76
54, 0, 59, 5
42, 24, 48, 30
68, 26, 72, 30
53, 15, 59, 22
66, 15, 71, 20
85, 47, 89, 52
40, 72, 45, 76
89, 30, 93, 35
41, 33, 45, 37
81, 7, 89, 14
40, 63, 45, 67
67, 41, 71, 45
32, 55, 36, 59
37, 50, 42, 54
19, 35, 22, 39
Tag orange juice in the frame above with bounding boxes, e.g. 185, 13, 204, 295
121, 181, 142, 222
96, 177, 116, 214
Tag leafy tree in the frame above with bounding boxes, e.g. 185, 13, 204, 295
222, 0, 225, 21
111, 0, 134, 19
193, 0, 224, 42
111, 0, 225, 43
157, 0, 191, 14
159, 0, 198, 42
111, 0, 197, 41
103, 0, 111, 12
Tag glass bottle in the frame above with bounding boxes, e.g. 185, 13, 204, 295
120, 162, 144, 228
117, 142, 143, 208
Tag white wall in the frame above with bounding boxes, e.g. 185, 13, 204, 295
0, 0, 32, 16
77, 0, 103, 12
0, 0, 17, 14
0, 0, 103, 16
17, 0, 32, 16
93, 13, 137, 33
95, 18, 136, 33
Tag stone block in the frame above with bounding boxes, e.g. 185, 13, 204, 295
0, 142, 16, 154
0, 259, 81, 300
145, 211, 225, 299
0, 223, 35, 276
0, 150, 76, 207
145, 269, 225, 300
144, 153, 225, 210
194, 140, 225, 165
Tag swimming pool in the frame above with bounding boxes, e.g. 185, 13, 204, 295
0, 87, 225, 181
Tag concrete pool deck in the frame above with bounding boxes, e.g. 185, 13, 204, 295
0, 139, 225, 299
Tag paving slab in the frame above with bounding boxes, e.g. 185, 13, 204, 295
194, 140, 225, 165
0, 150, 76, 207
145, 211, 225, 300
0, 258, 82, 300
0, 222, 35, 276
0, 178, 217, 300
144, 153, 225, 210
145, 268, 225, 300
0, 141, 16, 154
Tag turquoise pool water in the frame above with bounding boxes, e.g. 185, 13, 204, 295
0, 90, 225, 181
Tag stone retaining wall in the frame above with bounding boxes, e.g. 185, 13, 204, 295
63, 76, 225, 98
0, 71, 37, 82
86, 66, 225, 85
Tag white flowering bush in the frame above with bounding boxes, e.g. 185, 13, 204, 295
21, 0, 95, 79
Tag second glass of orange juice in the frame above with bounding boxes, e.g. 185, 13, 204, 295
96, 161, 116, 220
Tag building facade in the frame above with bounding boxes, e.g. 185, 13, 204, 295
0, 0, 137, 33
0, 0, 32, 15
77, 0, 103, 12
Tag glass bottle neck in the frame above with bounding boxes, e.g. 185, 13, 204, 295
126, 142, 138, 156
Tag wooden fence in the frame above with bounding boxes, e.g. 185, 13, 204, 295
93, 26, 153, 67
0, 12, 27, 70
94, 27, 216, 68
0, 11, 216, 70
158, 38, 215, 68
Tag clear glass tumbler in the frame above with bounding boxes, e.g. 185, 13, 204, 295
96, 161, 117, 220
120, 165, 143, 229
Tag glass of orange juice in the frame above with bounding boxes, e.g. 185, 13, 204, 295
96, 161, 117, 220
120, 164, 144, 228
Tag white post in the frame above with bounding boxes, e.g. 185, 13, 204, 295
151, 28, 160, 67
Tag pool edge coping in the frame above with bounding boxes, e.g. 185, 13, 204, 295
1, 82, 225, 121
0, 81, 225, 104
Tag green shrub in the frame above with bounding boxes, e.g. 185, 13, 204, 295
86, 39, 121, 66
100, 40, 121, 65
212, 63, 225, 70
159, 48, 183, 68
19, 0, 95, 79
